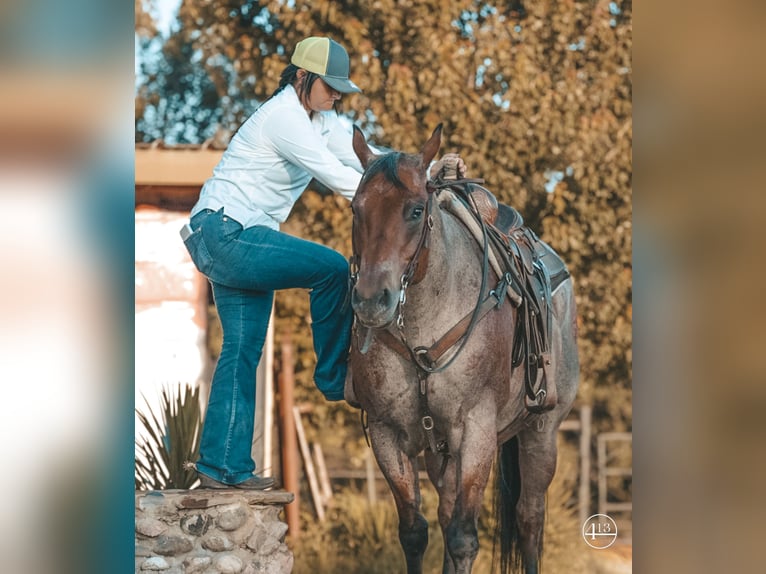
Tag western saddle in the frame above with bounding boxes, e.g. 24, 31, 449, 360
434, 176, 570, 413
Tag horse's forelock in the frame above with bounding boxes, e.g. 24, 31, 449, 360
361, 152, 422, 194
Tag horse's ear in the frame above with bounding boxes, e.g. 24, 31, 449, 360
420, 123, 443, 167
352, 125, 375, 169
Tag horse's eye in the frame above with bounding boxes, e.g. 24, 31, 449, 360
410, 206, 424, 221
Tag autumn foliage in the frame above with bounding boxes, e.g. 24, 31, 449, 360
136, 0, 632, 435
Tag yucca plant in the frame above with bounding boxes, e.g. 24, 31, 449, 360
135, 384, 202, 490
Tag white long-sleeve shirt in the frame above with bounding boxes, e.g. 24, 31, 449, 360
191, 84, 372, 230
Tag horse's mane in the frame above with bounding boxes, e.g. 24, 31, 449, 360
361, 152, 412, 192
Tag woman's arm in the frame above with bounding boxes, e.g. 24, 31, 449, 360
268, 108, 363, 200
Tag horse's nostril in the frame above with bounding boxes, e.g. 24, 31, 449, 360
378, 288, 391, 308
352, 284, 396, 322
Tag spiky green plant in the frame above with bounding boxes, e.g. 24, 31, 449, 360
135, 384, 202, 490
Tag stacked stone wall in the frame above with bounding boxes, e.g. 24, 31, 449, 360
135, 489, 294, 573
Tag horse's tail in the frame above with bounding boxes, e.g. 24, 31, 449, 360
493, 436, 522, 574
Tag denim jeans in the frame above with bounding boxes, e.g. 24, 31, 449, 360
182, 208, 352, 484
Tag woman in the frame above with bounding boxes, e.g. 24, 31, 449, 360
182, 36, 466, 489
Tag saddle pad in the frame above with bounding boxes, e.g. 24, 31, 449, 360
439, 189, 571, 301
438, 190, 523, 306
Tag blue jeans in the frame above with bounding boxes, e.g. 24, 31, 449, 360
182, 208, 352, 484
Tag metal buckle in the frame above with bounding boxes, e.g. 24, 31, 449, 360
398, 274, 409, 308
422, 416, 434, 431
414, 347, 432, 373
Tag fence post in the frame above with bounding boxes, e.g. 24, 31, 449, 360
365, 449, 377, 505
279, 333, 300, 540
579, 404, 592, 526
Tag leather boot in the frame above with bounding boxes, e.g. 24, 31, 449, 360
198, 472, 275, 490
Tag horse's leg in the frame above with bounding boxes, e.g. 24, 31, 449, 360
369, 425, 428, 574
515, 426, 559, 574
512, 282, 579, 574
424, 451, 457, 574
444, 409, 497, 574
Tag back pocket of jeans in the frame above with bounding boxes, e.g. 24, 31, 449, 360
182, 228, 214, 276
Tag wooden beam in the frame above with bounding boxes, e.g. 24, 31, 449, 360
135, 185, 201, 211
293, 405, 325, 521
135, 148, 222, 186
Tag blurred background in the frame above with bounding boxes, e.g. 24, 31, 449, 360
0, 0, 764, 573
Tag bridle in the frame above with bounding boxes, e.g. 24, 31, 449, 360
349, 181, 434, 303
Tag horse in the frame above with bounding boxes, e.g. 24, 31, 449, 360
346, 124, 580, 574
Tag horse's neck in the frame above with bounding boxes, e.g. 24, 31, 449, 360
405, 207, 483, 330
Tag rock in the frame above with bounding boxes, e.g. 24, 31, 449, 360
135, 542, 154, 557
136, 517, 167, 538
245, 531, 279, 556
260, 536, 281, 557
264, 521, 288, 542
265, 549, 294, 574
214, 553, 244, 573
217, 502, 250, 531
137, 491, 167, 512
180, 513, 210, 536
140, 556, 170, 570
201, 533, 234, 552
153, 534, 194, 556
257, 506, 281, 523
183, 555, 212, 573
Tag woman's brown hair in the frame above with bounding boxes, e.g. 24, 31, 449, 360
271, 64, 342, 115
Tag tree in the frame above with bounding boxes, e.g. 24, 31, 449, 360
135, 0, 633, 434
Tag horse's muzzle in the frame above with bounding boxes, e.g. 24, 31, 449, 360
351, 285, 398, 328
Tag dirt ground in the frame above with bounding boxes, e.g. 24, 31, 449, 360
586, 541, 632, 573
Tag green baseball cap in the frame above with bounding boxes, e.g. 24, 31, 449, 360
290, 37, 362, 94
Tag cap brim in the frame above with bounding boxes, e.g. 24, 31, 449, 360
322, 75, 362, 94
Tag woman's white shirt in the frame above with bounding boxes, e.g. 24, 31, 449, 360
192, 84, 370, 230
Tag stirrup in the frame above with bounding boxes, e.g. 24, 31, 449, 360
525, 387, 557, 414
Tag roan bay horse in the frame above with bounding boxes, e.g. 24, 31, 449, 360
347, 125, 579, 574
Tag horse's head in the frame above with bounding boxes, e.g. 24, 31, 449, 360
350, 125, 442, 328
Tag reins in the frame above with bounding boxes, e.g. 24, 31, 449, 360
392, 177, 502, 375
